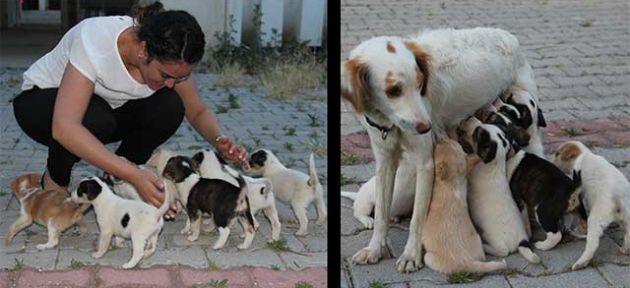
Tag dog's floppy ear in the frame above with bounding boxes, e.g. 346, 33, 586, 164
473, 128, 497, 163
514, 103, 533, 128
558, 143, 581, 162
537, 108, 547, 127
77, 179, 102, 201
341, 58, 369, 113
404, 41, 431, 97
436, 162, 450, 180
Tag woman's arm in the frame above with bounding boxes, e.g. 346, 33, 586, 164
175, 77, 250, 169
52, 63, 167, 207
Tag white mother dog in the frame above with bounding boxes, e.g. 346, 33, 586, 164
341, 27, 539, 272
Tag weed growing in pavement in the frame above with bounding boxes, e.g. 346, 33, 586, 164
0, 191, 7, 197
188, 145, 204, 151
562, 127, 581, 137
70, 259, 85, 269
341, 152, 360, 165
295, 281, 314, 288
284, 142, 294, 152
24, 229, 36, 237
215, 104, 228, 114
261, 125, 269, 131
284, 126, 297, 136
270, 264, 281, 271
207, 279, 228, 288
447, 272, 483, 284
367, 280, 386, 288
252, 137, 262, 147
13, 258, 24, 270
267, 239, 289, 251
214, 63, 245, 89
228, 93, 240, 109
207, 260, 220, 271
307, 113, 320, 127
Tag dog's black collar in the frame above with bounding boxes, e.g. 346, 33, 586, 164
365, 115, 394, 140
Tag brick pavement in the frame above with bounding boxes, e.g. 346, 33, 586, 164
0, 69, 328, 286
341, 0, 630, 287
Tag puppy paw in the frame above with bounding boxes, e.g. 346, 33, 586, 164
187, 234, 199, 242
396, 253, 423, 273
571, 260, 589, 271
295, 229, 308, 236
237, 243, 251, 250
351, 247, 382, 265
180, 227, 191, 235
121, 262, 136, 269
212, 243, 225, 250
92, 251, 106, 259
358, 217, 374, 229
36, 243, 52, 250
239, 233, 245, 239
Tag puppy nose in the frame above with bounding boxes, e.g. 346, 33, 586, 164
416, 122, 432, 134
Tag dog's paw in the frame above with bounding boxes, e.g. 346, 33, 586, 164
180, 227, 191, 235
571, 260, 589, 271
187, 234, 199, 242
121, 262, 136, 269
316, 217, 326, 225
396, 254, 423, 273
620, 246, 630, 255
212, 243, 225, 250
351, 247, 382, 265
92, 251, 106, 259
112, 236, 125, 248
237, 243, 251, 250
36, 243, 52, 250
358, 217, 374, 229
295, 229, 308, 236
239, 233, 245, 239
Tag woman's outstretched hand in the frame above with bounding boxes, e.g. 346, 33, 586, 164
131, 168, 177, 219
215, 136, 250, 170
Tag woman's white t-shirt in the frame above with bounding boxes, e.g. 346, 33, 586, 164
21, 15, 155, 109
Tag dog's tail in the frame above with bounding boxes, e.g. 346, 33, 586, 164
517, 240, 541, 263
155, 179, 171, 222
465, 259, 508, 273
307, 153, 320, 189
340, 191, 358, 201
11, 173, 42, 198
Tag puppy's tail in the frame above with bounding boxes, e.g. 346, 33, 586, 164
155, 179, 171, 222
340, 191, 358, 201
307, 153, 320, 188
465, 259, 507, 273
517, 240, 541, 263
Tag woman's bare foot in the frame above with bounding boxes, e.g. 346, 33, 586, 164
42, 170, 67, 192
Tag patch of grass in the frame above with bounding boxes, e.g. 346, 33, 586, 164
228, 93, 240, 109
267, 239, 289, 251
13, 258, 24, 270
285, 126, 297, 136
270, 264, 281, 271
505, 268, 518, 278
252, 137, 262, 147
308, 130, 319, 140
0, 191, 8, 197
562, 127, 581, 137
259, 59, 325, 99
207, 278, 228, 288
579, 19, 592, 27
215, 104, 229, 114
368, 280, 386, 288
341, 152, 360, 165
261, 125, 269, 131
340, 174, 354, 186
173, 133, 183, 138
214, 63, 245, 88
14, 138, 20, 145
70, 259, 85, 269
284, 142, 294, 152
447, 272, 483, 284
208, 260, 220, 271
307, 113, 320, 127
188, 145, 204, 150
295, 281, 314, 288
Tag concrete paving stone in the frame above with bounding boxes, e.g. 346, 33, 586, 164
250, 267, 327, 288
0, 270, 12, 288
178, 268, 254, 288
139, 246, 208, 269
205, 249, 285, 269
299, 233, 328, 252
508, 268, 609, 288
386, 224, 413, 259
340, 204, 369, 237
3, 248, 57, 270
56, 249, 99, 269
341, 230, 388, 262
341, 163, 375, 183
597, 263, 630, 288
423, 274, 512, 288
97, 267, 173, 288
16, 269, 92, 288
278, 251, 327, 270
350, 258, 448, 287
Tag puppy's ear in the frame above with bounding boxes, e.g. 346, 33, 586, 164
191, 151, 204, 165
537, 108, 547, 127
341, 58, 369, 113
404, 41, 431, 97
465, 154, 481, 173
474, 128, 497, 163
436, 162, 450, 180
213, 151, 228, 166
559, 143, 581, 162
77, 180, 102, 201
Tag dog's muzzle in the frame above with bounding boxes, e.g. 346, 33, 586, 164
416, 122, 432, 134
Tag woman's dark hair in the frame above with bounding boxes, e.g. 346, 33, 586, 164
132, 1, 205, 64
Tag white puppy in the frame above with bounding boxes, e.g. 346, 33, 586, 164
340, 157, 415, 229
457, 117, 540, 263
71, 177, 170, 269
553, 140, 630, 270
107, 164, 178, 205
249, 150, 327, 236
192, 149, 281, 241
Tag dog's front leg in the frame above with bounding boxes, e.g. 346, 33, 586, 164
237, 216, 255, 250
264, 205, 282, 241
123, 233, 148, 269
397, 144, 433, 273
352, 141, 401, 265
92, 231, 113, 259
37, 221, 60, 250
187, 216, 202, 242
5, 215, 33, 245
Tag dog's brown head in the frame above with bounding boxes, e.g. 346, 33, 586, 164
10, 173, 42, 198
341, 37, 433, 134
552, 141, 587, 174
457, 117, 510, 164
434, 137, 480, 181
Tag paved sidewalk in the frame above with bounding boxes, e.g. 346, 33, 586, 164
341, 0, 629, 287
0, 69, 328, 286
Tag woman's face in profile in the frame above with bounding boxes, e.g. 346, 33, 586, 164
140, 58, 193, 90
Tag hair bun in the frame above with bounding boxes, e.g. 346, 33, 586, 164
132, 1, 164, 26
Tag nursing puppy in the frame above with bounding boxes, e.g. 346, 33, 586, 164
475, 103, 530, 150
502, 86, 547, 157
162, 155, 255, 250
249, 150, 327, 236
71, 177, 170, 269
192, 149, 281, 241
340, 157, 416, 229
458, 117, 540, 263
553, 141, 630, 270
5, 174, 90, 250
422, 136, 506, 273
507, 149, 583, 250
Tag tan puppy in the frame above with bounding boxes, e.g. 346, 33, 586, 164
5, 173, 90, 250
422, 137, 506, 273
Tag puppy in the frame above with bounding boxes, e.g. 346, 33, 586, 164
71, 177, 170, 269
457, 117, 540, 263
5, 174, 90, 250
474, 103, 530, 150
506, 149, 583, 250
422, 136, 506, 273
502, 86, 547, 157
553, 140, 630, 270
162, 155, 255, 249
249, 150, 327, 236
106, 164, 178, 205
192, 149, 281, 241
340, 157, 416, 229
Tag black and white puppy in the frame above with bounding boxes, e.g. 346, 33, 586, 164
502, 86, 547, 157
162, 155, 255, 250
71, 177, 171, 269
475, 103, 530, 150
506, 149, 583, 250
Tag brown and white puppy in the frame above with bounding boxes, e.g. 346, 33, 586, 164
553, 141, 630, 270
5, 173, 90, 250
162, 155, 256, 250
457, 117, 540, 263
71, 177, 171, 269
422, 136, 506, 273
249, 150, 327, 236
